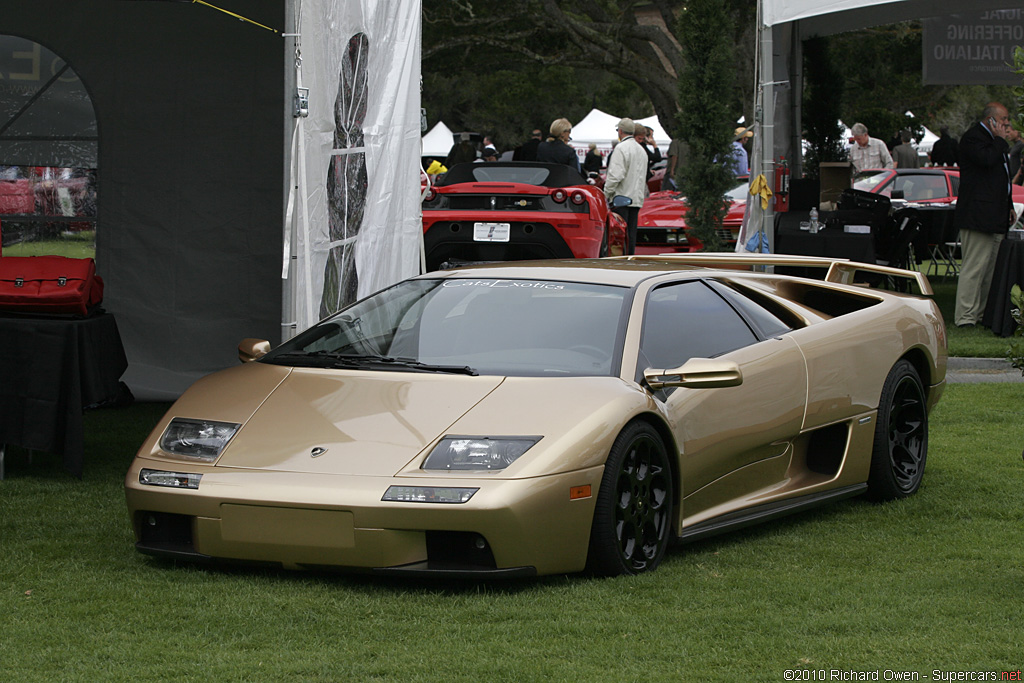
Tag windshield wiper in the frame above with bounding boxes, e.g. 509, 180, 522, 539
270, 351, 478, 376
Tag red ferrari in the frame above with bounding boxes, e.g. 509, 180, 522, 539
635, 179, 749, 253
853, 167, 1024, 205
422, 162, 625, 271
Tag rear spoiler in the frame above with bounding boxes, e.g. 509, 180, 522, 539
608, 253, 933, 295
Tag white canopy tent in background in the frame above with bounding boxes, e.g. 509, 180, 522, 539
748, 0, 1021, 251
421, 120, 454, 158
569, 108, 672, 165
285, 0, 423, 337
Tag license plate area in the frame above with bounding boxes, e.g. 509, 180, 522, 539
473, 222, 511, 242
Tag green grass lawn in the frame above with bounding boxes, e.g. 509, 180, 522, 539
930, 279, 1018, 359
2, 231, 96, 260
2, 386, 1022, 681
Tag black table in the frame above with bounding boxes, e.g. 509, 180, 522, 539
896, 203, 957, 270
0, 312, 128, 478
983, 238, 1024, 338
776, 213, 876, 263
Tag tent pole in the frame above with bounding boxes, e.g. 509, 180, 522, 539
759, 12, 776, 253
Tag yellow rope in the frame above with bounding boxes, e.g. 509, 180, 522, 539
193, 0, 279, 33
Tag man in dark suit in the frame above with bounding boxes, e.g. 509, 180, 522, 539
953, 102, 1016, 328
513, 129, 543, 161
929, 127, 958, 166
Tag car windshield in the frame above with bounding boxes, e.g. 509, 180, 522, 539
725, 180, 750, 202
438, 162, 586, 188
853, 171, 891, 192
264, 278, 628, 377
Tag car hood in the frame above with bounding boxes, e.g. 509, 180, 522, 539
214, 367, 506, 476
639, 194, 745, 228
638, 196, 688, 227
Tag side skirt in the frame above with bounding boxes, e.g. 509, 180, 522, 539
677, 483, 867, 544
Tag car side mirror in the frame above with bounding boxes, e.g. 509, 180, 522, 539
238, 338, 271, 363
643, 357, 743, 390
611, 195, 632, 208
890, 189, 905, 200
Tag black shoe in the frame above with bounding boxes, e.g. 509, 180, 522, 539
956, 323, 976, 329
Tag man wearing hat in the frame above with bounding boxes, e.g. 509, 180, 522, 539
728, 127, 752, 176
604, 117, 648, 255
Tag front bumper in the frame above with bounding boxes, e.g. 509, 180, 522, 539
125, 458, 604, 577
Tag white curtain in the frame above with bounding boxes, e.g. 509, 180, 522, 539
287, 0, 422, 334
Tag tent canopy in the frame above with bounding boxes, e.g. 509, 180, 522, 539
1, 0, 422, 400
569, 108, 673, 162
745, 0, 1019, 252
421, 120, 454, 157
763, 0, 1020, 32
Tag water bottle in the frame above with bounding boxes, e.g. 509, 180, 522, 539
809, 206, 819, 233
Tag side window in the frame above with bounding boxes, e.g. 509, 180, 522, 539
711, 281, 795, 338
639, 280, 758, 370
894, 174, 948, 201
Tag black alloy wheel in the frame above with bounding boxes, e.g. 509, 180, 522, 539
867, 360, 928, 500
587, 421, 674, 576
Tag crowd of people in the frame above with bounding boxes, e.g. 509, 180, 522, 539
434, 103, 1023, 287
843, 105, 1022, 330
847, 118, 1024, 182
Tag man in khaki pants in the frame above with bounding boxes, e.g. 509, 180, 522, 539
953, 102, 1016, 328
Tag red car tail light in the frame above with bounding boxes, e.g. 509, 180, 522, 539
424, 187, 437, 202
552, 189, 567, 203
570, 190, 586, 205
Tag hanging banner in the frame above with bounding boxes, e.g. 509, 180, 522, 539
290, 0, 422, 334
923, 8, 1024, 85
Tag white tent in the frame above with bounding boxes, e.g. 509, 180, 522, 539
422, 120, 454, 158
569, 108, 622, 162
752, 0, 1018, 250
636, 115, 673, 147
917, 126, 939, 156
569, 108, 673, 165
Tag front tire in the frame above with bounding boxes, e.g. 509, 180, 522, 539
587, 421, 674, 576
867, 360, 928, 501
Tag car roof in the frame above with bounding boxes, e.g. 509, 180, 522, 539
415, 258, 703, 287
858, 168, 954, 176
412, 254, 933, 296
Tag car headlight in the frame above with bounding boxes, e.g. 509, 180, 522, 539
159, 418, 240, 462
139, 468, 202, 489
422, 436, 540, 471
381, 486, 478, 504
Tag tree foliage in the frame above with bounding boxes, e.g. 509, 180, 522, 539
801, 37, 847, 179
830, 22, 1014, 139
422, 0, 756, 140
423, 65, 648, 152
676, 0, 735, 252
1011, 45, 1024, 134
1010, 285, 1024, 376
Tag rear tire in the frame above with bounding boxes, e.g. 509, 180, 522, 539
866, 360, 928, 501
587, 421, 673, 576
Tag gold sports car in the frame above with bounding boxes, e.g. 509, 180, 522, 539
125, 255, 946, 578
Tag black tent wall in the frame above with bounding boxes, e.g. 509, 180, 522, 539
1, 0, 286, 398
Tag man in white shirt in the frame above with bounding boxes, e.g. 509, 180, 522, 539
849, 122, 894, 172
604, 118, 648, 255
